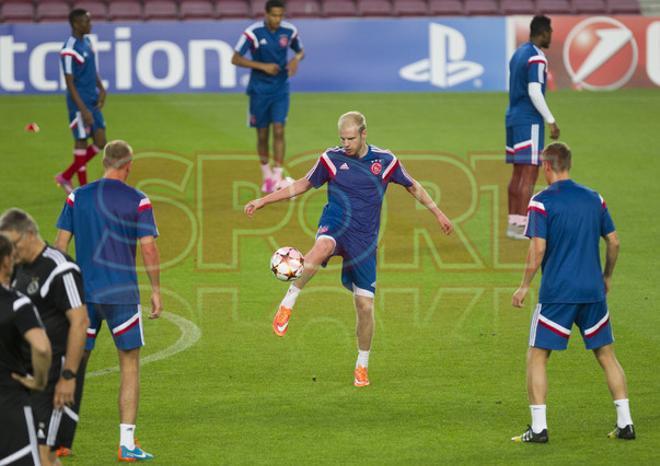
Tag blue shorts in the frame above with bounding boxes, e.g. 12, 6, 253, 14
529, 301, 614, 351
68, 102, 105, 141
249, 93, 289, 128
505, 123, 544, 165
316, 218, 376, 298
86, 303, 144, 351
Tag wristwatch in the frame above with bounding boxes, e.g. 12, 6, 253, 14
61, 369, 76, 380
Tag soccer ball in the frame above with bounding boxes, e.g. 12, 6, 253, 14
270, 246, 304, 281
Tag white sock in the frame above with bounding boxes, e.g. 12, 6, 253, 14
272, 166, 283, 182
260, 163, 272, 180
509, 214, 527, 226
356, 350, 370, 368
120, 423, 136, 449
530, 404, 547, 433
614, 399, 633, 428
280, 284, 300, 309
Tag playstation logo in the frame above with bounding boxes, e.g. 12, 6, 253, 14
400, 23, 484, 88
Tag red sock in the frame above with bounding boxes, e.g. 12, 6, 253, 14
61, 149, 88, 180
85, 144, 100, 163
77, 165, 87, 185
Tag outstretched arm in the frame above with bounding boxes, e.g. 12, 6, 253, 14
245, 178, 313, 217
405, 180, 453, 235
512, 237, 546, 308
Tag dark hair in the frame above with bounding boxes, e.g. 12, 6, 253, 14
0, 234, 13, 265
0, 208, 39, 235
265, 0, 285, 12
530, 15, 551, 37
69, 8, 88, 26
542, 142, 572, 173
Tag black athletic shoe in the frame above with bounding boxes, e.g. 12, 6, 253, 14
608, 424, 636, 440
512, 425, 549, 443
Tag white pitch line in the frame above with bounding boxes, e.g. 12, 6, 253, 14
87, 311, 202, 378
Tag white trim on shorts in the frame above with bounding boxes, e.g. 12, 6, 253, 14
529, 303, 541, 347
0, 407, 40, 465
63, 406, 79, 423
46, 408, 63, 446
75, 111, 86, 139
138, 304, 145, 346
352, 284, 374, 299
0, 408, 40, 466
531, 123, 540, 165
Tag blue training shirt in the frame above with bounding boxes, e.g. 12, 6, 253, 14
525, 179, 616, 304
56, 179, 159, 305
505, 42, 548, 126
306, 145, 414, 240
60, 35, 99, 107
234, 21, 303, 95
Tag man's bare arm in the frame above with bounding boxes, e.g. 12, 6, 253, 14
603, 231, 620, 294
512, 237, 546, 308
55, 229, 73, 253
140, 236, 162, 319
405, 179, 453, 235
244, 178, 313, 217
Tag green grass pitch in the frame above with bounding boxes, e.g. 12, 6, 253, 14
1, 89, 659, 465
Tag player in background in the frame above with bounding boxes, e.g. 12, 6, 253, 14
232, 0, 305, 194
505, 15, 559, 240
0, 233, 52, 466
0, 210, 88, 466
55, 141, 162, 462
511, 143, 634, 442
245, 111, 453, 387
55, 9, 107, 195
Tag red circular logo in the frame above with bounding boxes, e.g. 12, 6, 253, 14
370, 162, 382, 175
279, 36, 289, 48
563, 17, 638, 91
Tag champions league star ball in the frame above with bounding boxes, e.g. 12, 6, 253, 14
270, 247, 304, 282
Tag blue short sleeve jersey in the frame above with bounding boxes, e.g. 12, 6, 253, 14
505, 42, 548, 126
525, 179, 616, 303
56, 179, 159, 305
305, 145, 414, 241
234, 21, 303, 95
60, 35, 99, 107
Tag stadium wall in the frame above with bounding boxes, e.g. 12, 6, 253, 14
0, 15, 658, 94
